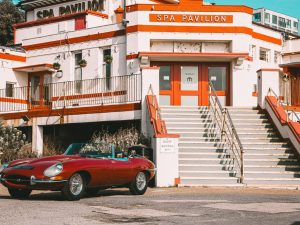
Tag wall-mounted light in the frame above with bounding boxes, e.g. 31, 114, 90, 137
113, 45, 118, 53
56, 70, 63, 78
129, 61, 134, 69
140, 56, 149, 65
235, 57, 244, 66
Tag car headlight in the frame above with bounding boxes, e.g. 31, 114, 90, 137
43, 163, 63, 177
0, 163, 9, 173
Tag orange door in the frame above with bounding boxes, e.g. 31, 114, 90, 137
154, 62, 229, 106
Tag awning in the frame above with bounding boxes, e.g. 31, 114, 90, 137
279, 62, 300, 68
13, 64, 54, 72
138, 52, 249, 62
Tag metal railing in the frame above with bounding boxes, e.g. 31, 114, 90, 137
208, 81, 244, 183
268, 88, 300, 123
0, 74, 141, 113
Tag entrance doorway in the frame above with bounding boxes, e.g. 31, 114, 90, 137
28, 72, 52, 109
153, 62, 230, 106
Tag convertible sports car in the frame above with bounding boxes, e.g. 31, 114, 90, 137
0, 143, 156, 200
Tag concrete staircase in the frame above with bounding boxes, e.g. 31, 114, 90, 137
227, 107, 300, 188
160, 106, 240, 186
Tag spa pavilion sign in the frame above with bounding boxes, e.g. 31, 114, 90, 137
36, 0, 104, 19
149, 14, 233, 23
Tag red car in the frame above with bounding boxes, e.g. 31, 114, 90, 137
0, 143, 156, 200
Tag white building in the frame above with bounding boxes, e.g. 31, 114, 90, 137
1, 0, 300, 187
253, 8, 299, 35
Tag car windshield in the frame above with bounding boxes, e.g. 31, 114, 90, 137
64, 143, 126, 159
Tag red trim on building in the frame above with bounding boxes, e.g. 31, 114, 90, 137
257, 68, 281, 73
0, 52, 26, 62
13, 63, 53, 71
139, 52, 249, 58
0, 103, 141, 120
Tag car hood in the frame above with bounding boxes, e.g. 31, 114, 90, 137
8, 155, 81, 168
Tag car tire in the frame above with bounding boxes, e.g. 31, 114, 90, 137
129, 171, 148, 195
8, 188, 32, 199
85, 188, 99, 196
62, 173, 85, 201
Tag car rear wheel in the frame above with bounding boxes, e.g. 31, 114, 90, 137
62, 173, 85, 201
129, 171, 148, 195
8, 188, 32, 199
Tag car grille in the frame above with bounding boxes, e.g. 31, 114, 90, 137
5, 175, 31, 185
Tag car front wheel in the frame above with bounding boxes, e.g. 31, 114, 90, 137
8, 188, 32, 199
129, 171, 148, 195
62, 173, 85, 201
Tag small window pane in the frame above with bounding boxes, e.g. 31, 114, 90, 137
159, 66, 171, 90
272, 15, 277, 24
253, 13, 261, 22
208, 67, 226, 91
6, 83, 14, 97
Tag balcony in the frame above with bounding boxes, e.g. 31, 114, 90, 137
0, 74, 141, 118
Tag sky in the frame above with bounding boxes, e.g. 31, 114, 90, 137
205, 0, 300, 22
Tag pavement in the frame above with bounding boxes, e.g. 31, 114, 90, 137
0, 185, 300, 225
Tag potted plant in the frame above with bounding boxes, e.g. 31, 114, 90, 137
78, 59, 87, 68
52, 62, 61, 70
104, 55, 113, 64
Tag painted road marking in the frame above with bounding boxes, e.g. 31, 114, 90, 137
202, 202, 300, 214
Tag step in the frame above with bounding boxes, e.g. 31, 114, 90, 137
232, 118, 270, 123
234, 124, 273, 129
179, 164, 235, 171
244, 171, 300, 179
180, 171, 236, 178
244, 158, 300, 166
243, 149, 294, 154
175, 132, 218, 138
179, 141, 226, 148
239, 137, 282, 143
179, 152, 232, 159
164, 118, 214, 123
179, 147, 229, 153
242, 142, 290, 148
179, 137, 221, 142
244, 165, 300, 172
230, 114, 268, 119
179, 158, 234, 165
244, 178, 300, 185
180, 177, 239, 185
244, 153, 296, 160
237, 133, 278, 138
168, 128, 218, 133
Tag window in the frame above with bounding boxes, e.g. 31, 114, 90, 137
74, 52, 82, 93
294, 21, 299, 29
75, 16, 86, 30
5, 82, 14, 97
103, 48, 111, 90
272, 15, 277, 25
208, 67, 227, 91
274, 51, 281, 64
265, 13, 270, 23
286, 19, 291, 29
259, 48, 270, 62
159, 66, 171, 90
279, 17, 286, 28
253, 13, 262, 22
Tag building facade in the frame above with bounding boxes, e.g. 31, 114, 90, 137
1, 0, 300, 186
253, 8, 299, 35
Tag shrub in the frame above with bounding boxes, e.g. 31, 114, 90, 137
81, 127, 150, 154
0, 119, 28, 163
43, 135, 65, 156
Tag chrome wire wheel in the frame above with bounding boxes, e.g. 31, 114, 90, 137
69, 173, 83, 196
136, 172, 147, 191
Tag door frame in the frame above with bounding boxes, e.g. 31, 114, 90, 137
152, 61, 231, 106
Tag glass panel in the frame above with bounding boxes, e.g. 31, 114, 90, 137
30, 76, 40, 104
181, 96, 198, 106
159, 95, 171, 106
5, 83, 14, 97
159, 66, 171, 90
181, 66, 198, 91
208, 67, 226, 91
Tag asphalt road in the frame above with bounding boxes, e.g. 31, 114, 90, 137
0, 186, 300, 225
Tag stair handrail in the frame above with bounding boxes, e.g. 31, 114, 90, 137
146, 84, 167, 134
268, 88, 300, 123
208, 81, 244, 183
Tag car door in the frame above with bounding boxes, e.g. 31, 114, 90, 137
109, 158, 134, 185
88, 158, 114, 186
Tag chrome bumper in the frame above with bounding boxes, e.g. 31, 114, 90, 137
0, 174, 67, 185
